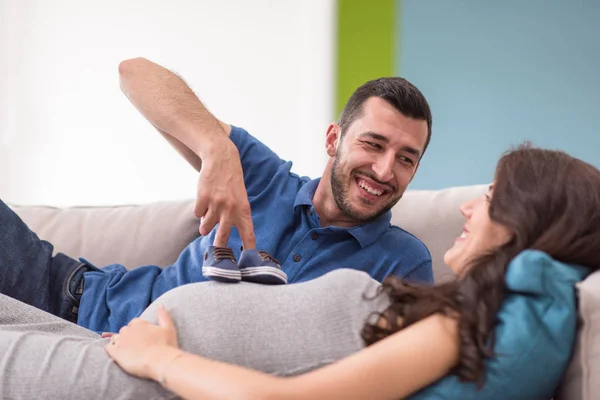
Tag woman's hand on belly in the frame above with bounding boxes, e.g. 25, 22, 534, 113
104, 304, 182, 381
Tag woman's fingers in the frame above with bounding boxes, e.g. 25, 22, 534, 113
157, 305, 175, 330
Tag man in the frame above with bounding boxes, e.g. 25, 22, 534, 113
0, 58, 433, 333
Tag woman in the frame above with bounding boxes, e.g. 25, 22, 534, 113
1, 145, 599, 400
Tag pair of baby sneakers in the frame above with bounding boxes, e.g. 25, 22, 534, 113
201, 246, 288, 285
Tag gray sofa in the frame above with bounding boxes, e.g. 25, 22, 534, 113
9, 184, 599, 399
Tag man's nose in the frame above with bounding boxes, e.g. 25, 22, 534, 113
372, 153, 394, 183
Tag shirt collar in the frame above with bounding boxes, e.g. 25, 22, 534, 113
293, 178, 392, 248
293, 178, 320, 209
345, 211, 392, 248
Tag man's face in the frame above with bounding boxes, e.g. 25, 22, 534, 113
328, 97, 428, 222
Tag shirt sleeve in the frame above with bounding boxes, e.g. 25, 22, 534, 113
228, 125, 287, 198
403, 259, 434, 284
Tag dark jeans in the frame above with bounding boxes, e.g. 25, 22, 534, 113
0, 198, 89, 323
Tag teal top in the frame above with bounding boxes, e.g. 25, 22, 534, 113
410, 250, 589, 400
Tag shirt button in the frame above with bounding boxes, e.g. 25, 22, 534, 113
293, 254, 302, 262
311, 232, 319, 240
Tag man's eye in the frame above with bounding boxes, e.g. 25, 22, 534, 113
365, 141, 381, 150
397, 156, 414, 165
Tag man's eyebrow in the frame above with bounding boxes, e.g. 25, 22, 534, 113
358, 131, 389, 143
358, 131, 421, 158
401, 146, 421, 158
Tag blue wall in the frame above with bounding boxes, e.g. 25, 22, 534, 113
399, 0, 600, 189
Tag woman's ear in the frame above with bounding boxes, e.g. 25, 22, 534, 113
501, 226, 517, 247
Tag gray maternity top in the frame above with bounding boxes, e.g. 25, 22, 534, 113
0, 269, 390, 400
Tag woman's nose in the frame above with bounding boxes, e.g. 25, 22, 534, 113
460, 197, 478, 218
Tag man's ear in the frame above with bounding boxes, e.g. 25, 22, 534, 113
325, 123, 341, 157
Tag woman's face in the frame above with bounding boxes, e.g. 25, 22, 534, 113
444, 186, 514, 275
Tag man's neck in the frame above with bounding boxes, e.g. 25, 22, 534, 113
312, 179, 360, 228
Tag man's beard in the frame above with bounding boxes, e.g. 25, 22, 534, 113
330, 153, 400, 223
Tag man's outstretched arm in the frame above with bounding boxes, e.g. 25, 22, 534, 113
118, 57, 255, 249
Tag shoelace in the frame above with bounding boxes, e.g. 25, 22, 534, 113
213, 247, 237, 262
258, 251, 281, 268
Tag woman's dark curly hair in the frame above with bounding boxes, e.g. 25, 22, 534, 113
362, 145, 600, 386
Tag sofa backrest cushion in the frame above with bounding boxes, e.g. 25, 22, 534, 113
11, 201, 200, 269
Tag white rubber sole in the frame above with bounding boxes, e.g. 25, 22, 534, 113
202, 266, 241, 282
240, 266, 288, 283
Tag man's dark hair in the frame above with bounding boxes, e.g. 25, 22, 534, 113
338, 77, 432, 156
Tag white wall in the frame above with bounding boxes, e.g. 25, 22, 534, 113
0, 0, 335, 206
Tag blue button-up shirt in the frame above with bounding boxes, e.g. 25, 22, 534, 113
78, 126, 432, 333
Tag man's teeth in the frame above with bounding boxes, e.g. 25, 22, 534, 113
358, 179, 383, 196
459, 231, 468, 239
